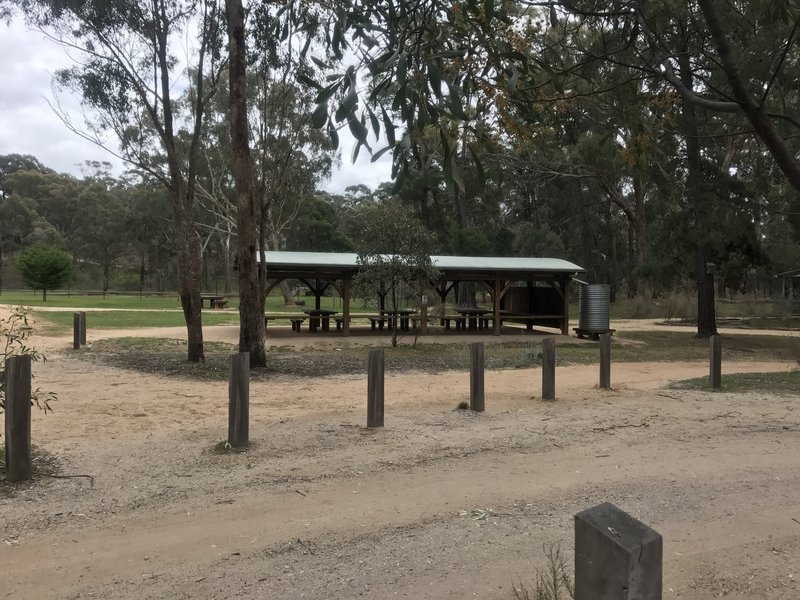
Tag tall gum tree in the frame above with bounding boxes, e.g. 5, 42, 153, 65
13, 0, 225, 361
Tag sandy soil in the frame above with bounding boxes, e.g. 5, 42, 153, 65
1, 309, 800, 599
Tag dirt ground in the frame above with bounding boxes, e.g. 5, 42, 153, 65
1, 309, 800, 599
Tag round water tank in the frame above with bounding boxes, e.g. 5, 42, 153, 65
578, 284, 610, 332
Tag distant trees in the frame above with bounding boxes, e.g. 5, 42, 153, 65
17, 245, 72, 301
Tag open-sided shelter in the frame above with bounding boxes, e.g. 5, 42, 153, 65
261, 251, 585, 335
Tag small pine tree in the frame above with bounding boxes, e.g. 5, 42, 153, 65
16, 245, 72, 301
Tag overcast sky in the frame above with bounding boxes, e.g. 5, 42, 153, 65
0, 17, 393, 193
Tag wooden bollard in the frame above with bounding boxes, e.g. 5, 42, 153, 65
710, 334, 721, 390
542, 337, 556, 400
73, 312, 81, 349
575, 502, 662, 599
228, 352, 249, 448
599, 333, 611, 389
5, 356, 33, 482
470, 342, 485, 412
80, 311, 87, 345
367, 349, 384, 427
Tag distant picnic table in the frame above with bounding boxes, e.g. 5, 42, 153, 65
200, 295, 229, 309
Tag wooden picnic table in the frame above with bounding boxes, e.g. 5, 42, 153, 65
455, 307, 491, 330
200, 294, 228, 309
387, 309, 417, 332
304, 309, 338, 333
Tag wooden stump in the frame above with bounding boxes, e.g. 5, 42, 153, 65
542, 337, 556, 400
710, 335, 721, 390
470, 342, 485, 412
599, 333, 611, 389
574, 502, 662, 599
5, 356, 32, 482
367, 349, 384, 427
73, 312, 81, 350
228, 352, 249, 448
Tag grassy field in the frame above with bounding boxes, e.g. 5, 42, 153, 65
80, 330, 800, 381
36, 310, 241, 332
671, 370, 800, 393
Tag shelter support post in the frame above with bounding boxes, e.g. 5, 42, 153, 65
493, 275, 501, 336
342, 276, 351, 336
561, 275, 570, 335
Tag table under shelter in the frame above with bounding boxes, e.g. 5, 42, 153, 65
260, 251, 584, 336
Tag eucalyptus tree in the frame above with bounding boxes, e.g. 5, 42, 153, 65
12, 0, 227, 361
354, 200, 439, 348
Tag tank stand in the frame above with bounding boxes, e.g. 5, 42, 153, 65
573, 328, 616, 341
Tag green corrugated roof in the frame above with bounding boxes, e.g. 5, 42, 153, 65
264, 251, 583, 273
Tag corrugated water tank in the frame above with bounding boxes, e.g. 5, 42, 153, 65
578, 284, 610, 332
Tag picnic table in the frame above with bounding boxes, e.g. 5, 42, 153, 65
387, 309, 417, 332
201, 295, 229, 309
304, 309, 338, 333
456, 307, 491, 330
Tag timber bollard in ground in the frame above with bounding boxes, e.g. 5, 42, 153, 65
469, 342, 485, 412
710, 334, 721, 390
73, 312, 81, 350
542, 337, 556, 400
5, 355, 33, 482
367, 349, 384, 427
80, 311, 87, 345
228, 352, 249, 448
599, 333, 611, 389
574, 502, 662, 600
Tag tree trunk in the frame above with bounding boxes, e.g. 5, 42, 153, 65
269, 229, 294, 305
679, 48, 717, 338
172, 180, 205, 362
221, 233, 232, 295
227, 0, 267, 367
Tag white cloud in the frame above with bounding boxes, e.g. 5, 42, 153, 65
0, 16, 393, 190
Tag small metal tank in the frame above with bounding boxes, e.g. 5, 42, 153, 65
578, 284, 610, 332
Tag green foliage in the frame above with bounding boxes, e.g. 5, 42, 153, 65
354, 200, 440, 346
0, 306, 55, 414
16, 245, 72, 301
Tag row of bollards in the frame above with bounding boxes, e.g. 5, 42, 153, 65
360, 333, 725, 427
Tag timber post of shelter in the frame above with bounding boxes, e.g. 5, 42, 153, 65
542, 337, 556, 400
342, 276, 350, 336
710, 335, 722, 390
574, 502, 663, 599
599, 333, 611, 389
367, 349, 384, 427
470, 342, 485, 412
228, 352, 249, 448
4, 355, 32, 482
73, 312, 81, 350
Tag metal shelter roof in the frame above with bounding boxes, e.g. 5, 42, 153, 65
262, 251, 584, 277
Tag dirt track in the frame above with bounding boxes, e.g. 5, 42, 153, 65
1, 314, 799, 599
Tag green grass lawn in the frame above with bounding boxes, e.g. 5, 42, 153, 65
671, 370, 800, 393
34, 309, 240, 333
0, 290, 187, 310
